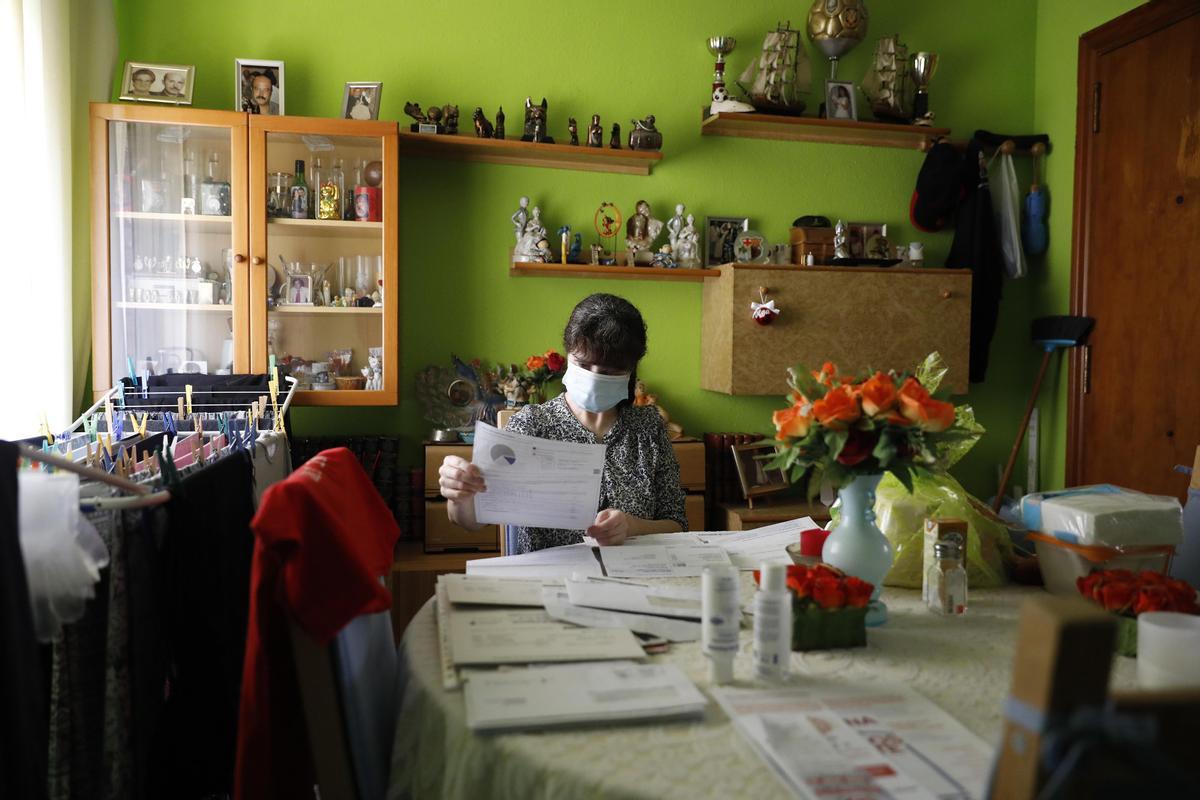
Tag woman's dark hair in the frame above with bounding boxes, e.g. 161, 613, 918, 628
562, 293, 647, 404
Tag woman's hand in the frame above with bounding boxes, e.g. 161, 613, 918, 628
586, 509, 631, 546
439, 455, 486, 501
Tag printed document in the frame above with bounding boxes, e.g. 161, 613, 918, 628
449, 608, 644, 665
583, 532, 705, 547
442, 573, 552, 607
472, 422, 606, 531
564, 577, 704, 620
699, 517, 818, 570
463, 661, 708, 731
541, 587, 703, 642
466, 544, 603, 579
599, 543, 733, 578
713, 682, 994, 800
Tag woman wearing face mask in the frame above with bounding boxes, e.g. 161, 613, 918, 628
438, 293, 686, 551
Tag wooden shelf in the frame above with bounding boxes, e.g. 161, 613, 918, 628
701, 111, 950, 151
269, 304, 382, 315
511, 261, 720, 282
289, 388, 394, 407
114, 301, 231, 312
706, 263, 971, 277
114, 211, 232, 229
267, 217, 383, 238
399, 131, 663, 175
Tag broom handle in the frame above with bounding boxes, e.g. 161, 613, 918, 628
994, 348, 1054, 512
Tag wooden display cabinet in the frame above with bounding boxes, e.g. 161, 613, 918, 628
89, 103, 398, 406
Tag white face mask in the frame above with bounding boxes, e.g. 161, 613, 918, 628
562, 360, 630, 413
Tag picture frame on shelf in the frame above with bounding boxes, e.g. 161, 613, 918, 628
118, 61, 195, 105
342, 82, 382, 120
730, 441, 790, 507
705, 216, 749, 266
825, 80, 857, 121
286, 275, 313, 305
236, 58, 284, 115
846, 222, 885, 258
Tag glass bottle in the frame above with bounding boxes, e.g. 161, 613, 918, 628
309, 157, 324, 220
183, 150, 200, 207
289, 159, 309, 219
267, 171, 291, 217
318, 157, 343, 220
200, 152, 231, 216
926, 542, 968, 616
345, 160, 364, 220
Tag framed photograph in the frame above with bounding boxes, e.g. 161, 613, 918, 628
343, 82, 382, 120
730, 441, 790, 507
285, 274, 313, 306
825, 80, 857, 121
118, 61, 195, 105
236, 58, 284, 115
705, 216, 750, 266
846, 222, 886, 258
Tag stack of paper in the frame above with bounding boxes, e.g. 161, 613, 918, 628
699, 517, 817, 570
583, 532, 705, 547
564, 577, 704, 620
713, 683, 994, 800
466, 544, 603, 579
464, 661, 708, 731
448, 607, 644, 666
599, 543, 733, 578
542, 587, 702, 642
441, 573, 549, 607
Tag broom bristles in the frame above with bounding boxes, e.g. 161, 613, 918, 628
1032, 315, 1094, 347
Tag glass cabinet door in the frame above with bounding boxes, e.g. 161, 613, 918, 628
96, 108, 248, 392
249, 117, 397, 405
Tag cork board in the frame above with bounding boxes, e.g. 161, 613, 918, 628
700, 264, 972, 395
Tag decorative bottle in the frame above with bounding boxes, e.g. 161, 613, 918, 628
200, 152, 231, 216
309, 157, 324, 220
318, 157, 343, 220
926, 541, 968, 616
183, 150, 199, 207
289, 159, 309, 219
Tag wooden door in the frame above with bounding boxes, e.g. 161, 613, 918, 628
1068, 1, 1200, 501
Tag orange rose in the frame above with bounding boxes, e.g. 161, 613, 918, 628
897, 377, 956, 432
811, 385, 861, 430
526, 355, 546, 371
843, 576, 874, 608
811, 577, 847, 609
773, 401, 813, 440
813, 361, 839, 387
859, 372, 897, 417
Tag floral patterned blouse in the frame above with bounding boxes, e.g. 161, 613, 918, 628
505, 395, 687, 552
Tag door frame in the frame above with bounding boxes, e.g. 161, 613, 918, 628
1066, 0, 1200, 485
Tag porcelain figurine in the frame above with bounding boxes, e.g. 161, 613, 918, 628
624, 199, 663, 266
834, 219, 851, 260
514, 207, 551, 262
609, 123, 621, 149
520, 97, 554, 143
495, 106, 505, 139
568, 117, 579, 145
587, 114, 603, 147
675, 214, 702, 268
512, 196, 530, 242
628, 115, 663, 150
650, 245, 676, 269
442, 104, 459, 135
568, 233, 582, 262
666, 203, 686, 251
472, 107, 494, 138
500, 373, 527, 406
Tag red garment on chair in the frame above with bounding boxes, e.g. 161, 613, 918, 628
234, 447, 399, 800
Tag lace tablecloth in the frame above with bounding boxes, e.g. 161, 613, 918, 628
388, 581, 1137, 800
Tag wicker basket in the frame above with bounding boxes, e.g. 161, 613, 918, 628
334, 376, 367, 390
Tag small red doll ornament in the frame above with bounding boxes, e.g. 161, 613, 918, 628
751, 286, 780, 326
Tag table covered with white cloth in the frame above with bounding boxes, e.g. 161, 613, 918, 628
388, 583, 1137, 800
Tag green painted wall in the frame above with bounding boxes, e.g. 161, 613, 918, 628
1030, 0, 1142, 491
106, 0, 1073, 498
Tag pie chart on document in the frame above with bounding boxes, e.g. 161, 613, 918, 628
491, 445, 517, 465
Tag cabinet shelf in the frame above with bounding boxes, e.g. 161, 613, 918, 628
399, 131, 662, 175
510, 261, 720, 282
701, 111, 950, 151
114, 301, 231, 312
267, 217, 383, 238
269, 304, 382, 315
290, 389, 393, 407
114, 211, 232, 230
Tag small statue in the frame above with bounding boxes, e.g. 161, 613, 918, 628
512, 196, 530, 242
675, 214, 701, 268
666, 203, 686, 251
472, 107, 494, 138
568, 117, 579, 145
865, 232, 891, 259
590, 243, 602, 265
442, 104, 459, 135
568, 233, 582, 262
834, 220, 851, 260
625, 199, 663, 266
495, 106, 505, 139
586, 114, 603, 147
403, 101, 425, 122
650, 245, 676, 269
499, 372, 527, 406
609, 123, 621, 149
342, 286, 356, 304
321, 279, 331, 307
520, 96, 554, 143
514, 207, 551, 262
633, 381, 684, 439
427, 106, 443, 125
628, 115, 663, 150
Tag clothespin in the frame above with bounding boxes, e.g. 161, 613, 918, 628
163, 410, 177, 436
126, 356, 137, 385
269, 355, 276, 379
105, 397, 115, 436
83, 416, 98, 443
113, 410, 125, 441
185, 384, 193, 416
99, 432, 114, 461
177, 396, 184, 417
140, 370, 149, 399
117, 382, 126, 410
191, 435, 203, 467
268, 381, 280, 432
216, 413, 228, 436
133, 412, 148, 437
116, 450, 130, 480
39, 412, 55, 445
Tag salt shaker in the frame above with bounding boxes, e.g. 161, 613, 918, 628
926, 541, 967, 615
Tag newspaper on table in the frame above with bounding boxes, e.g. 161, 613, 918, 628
713, 682, 995, 800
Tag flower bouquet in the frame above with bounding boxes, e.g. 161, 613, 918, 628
1076, 569, 1200, 656
756, 563, 874, 650
522, 350, 566, 404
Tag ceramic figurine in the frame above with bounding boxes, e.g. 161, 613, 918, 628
472, 107, 494, 138
134, 257, 145, 272
587, 114, 603, 147
520, 97, 554, 143
590, 243, 602, 264
568, 233, 582, 262
628, 115, 663, 150
495, 106, 505, 139
625, 199, 663, 266
609, 123, 621, 149
650, 245, 676, 269
514, 207, 551, 262
675, 214, 702, 268
500, 373, 527, 406
512, 196, 530, 242
343, 286, 356, 304
321, 280, 332, 307
568, 117, 579, 145
442, 104, 459, 134
666, 204, 686, 251
834, 219, 851, 260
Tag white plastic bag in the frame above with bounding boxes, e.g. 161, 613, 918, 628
990, 153, 1027, 278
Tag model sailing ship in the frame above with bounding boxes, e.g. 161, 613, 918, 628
861, 35, 913, 122
736, 22, 812, 115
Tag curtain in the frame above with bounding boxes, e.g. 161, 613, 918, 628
0, 0, 115, 440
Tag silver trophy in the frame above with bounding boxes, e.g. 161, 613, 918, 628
911, 51, 939, 125
707, 36, 755, 114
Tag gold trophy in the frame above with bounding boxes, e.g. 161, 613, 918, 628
911, 51, 939, 126
707, 36, 755, 114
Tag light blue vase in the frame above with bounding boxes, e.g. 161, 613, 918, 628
821, 473, 892, 626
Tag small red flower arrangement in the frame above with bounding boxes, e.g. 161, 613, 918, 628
522, 349, 566, 402
1076, 569, 1199, 656
755, 563, 874, 650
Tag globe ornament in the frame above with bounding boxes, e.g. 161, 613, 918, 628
807, 0, 869, 62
